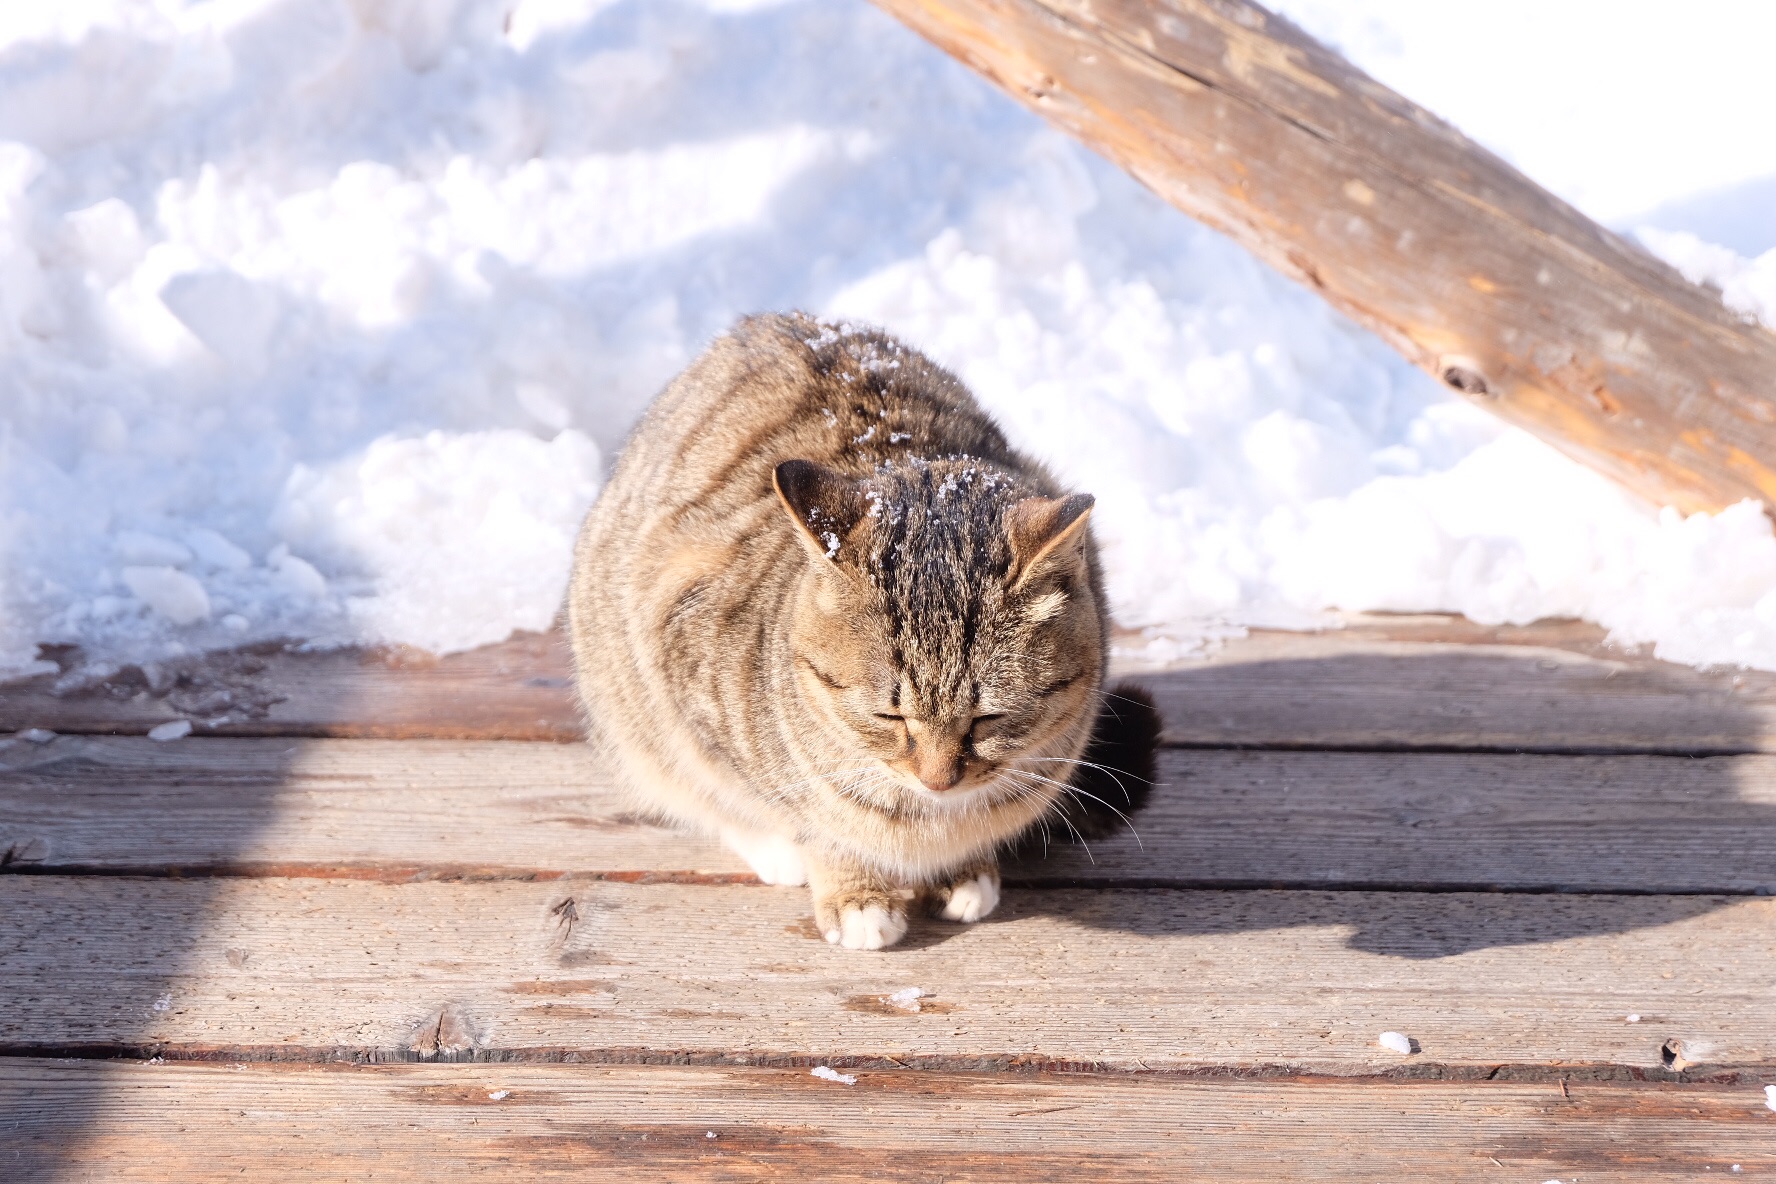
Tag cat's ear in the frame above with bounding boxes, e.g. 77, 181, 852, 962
1006, 493, 1094, 589
773, 459, 868, 568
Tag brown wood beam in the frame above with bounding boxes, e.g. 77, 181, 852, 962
870, 0, 1776, 513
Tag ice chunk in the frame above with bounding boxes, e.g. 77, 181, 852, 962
267, 545, 327, 600
810, 1066, 856, 1084
148, 719, 193, 742
115, 531, 194, 567
487, 1090, 510, 1101
1378, 1031, 1413, 1055
64, 198, 146, 287
159, 270, 281, 370
122, 566, 211, 625
1766, 1085, 1776, 1113
186, 529, 252, 572
18, 729, 56, 744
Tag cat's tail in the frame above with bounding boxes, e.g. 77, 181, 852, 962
1024, 681, 1163, 849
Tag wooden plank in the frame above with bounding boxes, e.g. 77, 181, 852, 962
5, 1060, 1771, 1182
8, 737, 1776, 894
9, 619, 1776, 752
0, 629, 580, 741
870, 0, 1776, 514
1145, 628, 1776, 754
3, 875, 1772, 1075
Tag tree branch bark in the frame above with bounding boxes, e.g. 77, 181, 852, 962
872, 0, 1776, 513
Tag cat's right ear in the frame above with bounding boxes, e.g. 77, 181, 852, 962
773, 459, 867, 569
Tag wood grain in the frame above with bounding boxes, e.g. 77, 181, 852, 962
5, 1059, 1771, 1182
3, 875, 1771, 1074
8, 736, 1776, 893
1144, 625, 1776, 755
0, 629, 580, 740
869, 0, 1776, 513
11, 619, 1776, 752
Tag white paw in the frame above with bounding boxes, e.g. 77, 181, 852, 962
938, 874, 999, 923
721, 829, 807, 887
825, 904, 908, 951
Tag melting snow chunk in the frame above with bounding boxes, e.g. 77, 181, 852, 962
1378, 1031, 1413, 1055
810, 1065, 856, 1084
886, 987, 926, 1012
18, 729, 56, 744
148, 719, 193, 742
1766, 1085, 1776, 1112
488, 1090, 510, 1101
122, 566, 211, 625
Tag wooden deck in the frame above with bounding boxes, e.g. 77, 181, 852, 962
4, 615, 1776, 1179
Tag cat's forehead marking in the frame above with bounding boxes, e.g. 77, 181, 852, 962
860, 459, 1018, 713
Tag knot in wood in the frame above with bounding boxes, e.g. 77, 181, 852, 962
1441, 364, 1491, 397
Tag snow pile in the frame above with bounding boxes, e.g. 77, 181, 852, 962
1632, 229, 1776, 332
1, 0, 1775, 681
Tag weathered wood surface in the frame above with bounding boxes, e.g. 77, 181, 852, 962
0, 629, 581, 740
869, 0, 1776, 512
10, 618, 1776, 752
6, 1060, 1771, 1182
4, 875, 1772, 1074
1144, 626, 1776, 755
8, 736, 1776, 894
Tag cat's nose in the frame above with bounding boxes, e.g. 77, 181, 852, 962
920, 770, 959, 793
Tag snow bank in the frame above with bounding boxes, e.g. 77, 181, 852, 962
1, 0, 1774, 682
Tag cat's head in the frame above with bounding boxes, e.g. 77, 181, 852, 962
773, 456, 1103, 808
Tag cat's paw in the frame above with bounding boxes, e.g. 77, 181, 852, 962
721, 828, 807, 887
928, 866, 1000, 923
826, 902, 909, 950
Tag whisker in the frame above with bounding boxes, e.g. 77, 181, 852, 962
1023, 755, 1154, 791
1000, 768, 1143, 851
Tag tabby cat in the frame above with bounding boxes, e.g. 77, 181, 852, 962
567, 313, 1155, 950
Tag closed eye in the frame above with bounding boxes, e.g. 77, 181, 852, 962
969, 713, 1007, 741
797, 658, 849, 692
873, 712, 904, 722
1038, 675, 1080, 697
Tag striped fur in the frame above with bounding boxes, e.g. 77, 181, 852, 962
567, 313, 1107, 949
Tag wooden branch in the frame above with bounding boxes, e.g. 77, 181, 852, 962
871, 0, 1776, 513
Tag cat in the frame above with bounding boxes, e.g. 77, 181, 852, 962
567, 312, 1157, 950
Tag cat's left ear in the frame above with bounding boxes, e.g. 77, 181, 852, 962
1006, 493, 1094, 589
773, 459, 869, 569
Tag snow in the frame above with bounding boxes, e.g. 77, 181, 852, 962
148, 718, 193, 741
886, 986, 925, 1012
0, 0, 1774, 681
1377, 1031, 1413, 1055
810, 1065, 856, 1084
